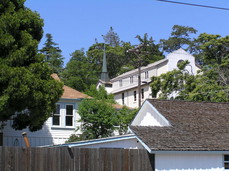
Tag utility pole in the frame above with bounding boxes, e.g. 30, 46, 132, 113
127, 44, 145, 108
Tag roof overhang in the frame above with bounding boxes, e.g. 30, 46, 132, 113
60, 134, 137, 148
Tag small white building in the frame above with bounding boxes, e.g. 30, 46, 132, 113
64, 99, 229, 171
103, 48, 199, 108
2, 74, 91, 147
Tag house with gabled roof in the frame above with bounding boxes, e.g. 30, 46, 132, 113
64, 99, 229, 171
2, 74, 91, 147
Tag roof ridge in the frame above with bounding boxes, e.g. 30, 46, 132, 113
147, 98, 229, 104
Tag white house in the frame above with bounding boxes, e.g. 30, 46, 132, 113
2, 74, 91, 147
102, 48, 199, 108
63, 99, 229, 171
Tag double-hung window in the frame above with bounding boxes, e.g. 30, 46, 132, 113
225, 155, 229, 170
66, 105, 73, 126
53, 104, 60, 126
134, 91, 137, 101
122, 93, 125, 105
141, 88, 144, 99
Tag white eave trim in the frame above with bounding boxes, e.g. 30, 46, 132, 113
151, 150, 229, 154
111, 59, 168, 81
60, 134, 136, 148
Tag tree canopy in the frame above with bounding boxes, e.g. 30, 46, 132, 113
102, 27, 120, 47
40, 33, 64, 74
61, 49, 98, 92
67, 85, 137, 142
160, 25, 197, 53
151, 34, 229, 102
0, 0, 63, 131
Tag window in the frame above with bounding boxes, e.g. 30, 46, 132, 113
145, 71, 149, 79
134, 91, 137, 101
53, 104, 60, 126
119, 80, 122, 87
141, 88, 144, 99
122, 93, 125, 105
177, 59, 184, 67
224, 155, 229, 169
66, 105, 73, 126
130, 76, 133, 84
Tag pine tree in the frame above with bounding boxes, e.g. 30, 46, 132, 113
40, 33, 64, 74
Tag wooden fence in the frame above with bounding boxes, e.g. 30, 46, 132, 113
0, 147, 155, 171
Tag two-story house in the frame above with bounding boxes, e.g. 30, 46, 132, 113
101, 48, 199, 108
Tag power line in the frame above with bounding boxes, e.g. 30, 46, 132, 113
157, 0, 229, 11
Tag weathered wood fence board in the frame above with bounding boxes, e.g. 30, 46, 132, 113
0, 147, 154, 171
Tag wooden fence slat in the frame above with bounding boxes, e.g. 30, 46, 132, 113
0, 147, 155, 171
73, 147, 80, 171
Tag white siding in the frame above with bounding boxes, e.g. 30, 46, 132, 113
131, 101, 170, 126
3, 100, 82, 147
108, 49, 199, 108
166, 48, 198, 75
155, 153, 224, 171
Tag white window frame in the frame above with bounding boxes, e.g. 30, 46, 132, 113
65, 104, 74, 127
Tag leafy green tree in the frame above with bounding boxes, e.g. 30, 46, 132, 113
84, 85, 115, 103
87, 43, 126, 78
134, 33, 164, 66
151, 47, 228, 102
61, 49, 98, 92
40, 33, 64, 74
78, 99, 116, 139
116, 107, 138, 135
67, 85, 137, 142
0, 0, 63, 131
160, 25, 197, 53
193, 33, 229, 86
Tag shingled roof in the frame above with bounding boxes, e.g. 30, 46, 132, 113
130, 99, 229, 152
51, 74, 91, 99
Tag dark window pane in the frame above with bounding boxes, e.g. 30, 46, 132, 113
66, 105, 73, 115
66, 116, 73, 126
141, 88, 144, 99
53, 116, 60, 125
122, 93, 124, 105
225, 155, 229, 161
225, 163, 229, 169
134, 91, 136, 101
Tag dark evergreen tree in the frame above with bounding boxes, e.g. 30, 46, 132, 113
40, 33, 64, 74
0, 0, 63, 131
61, 49, 98, 92
102, 27, 120, 47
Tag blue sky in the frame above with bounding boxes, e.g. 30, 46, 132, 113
25, 0, 229, 65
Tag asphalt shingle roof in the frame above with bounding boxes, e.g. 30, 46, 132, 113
130, 99, 229, 151
51, 74, 91, 99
